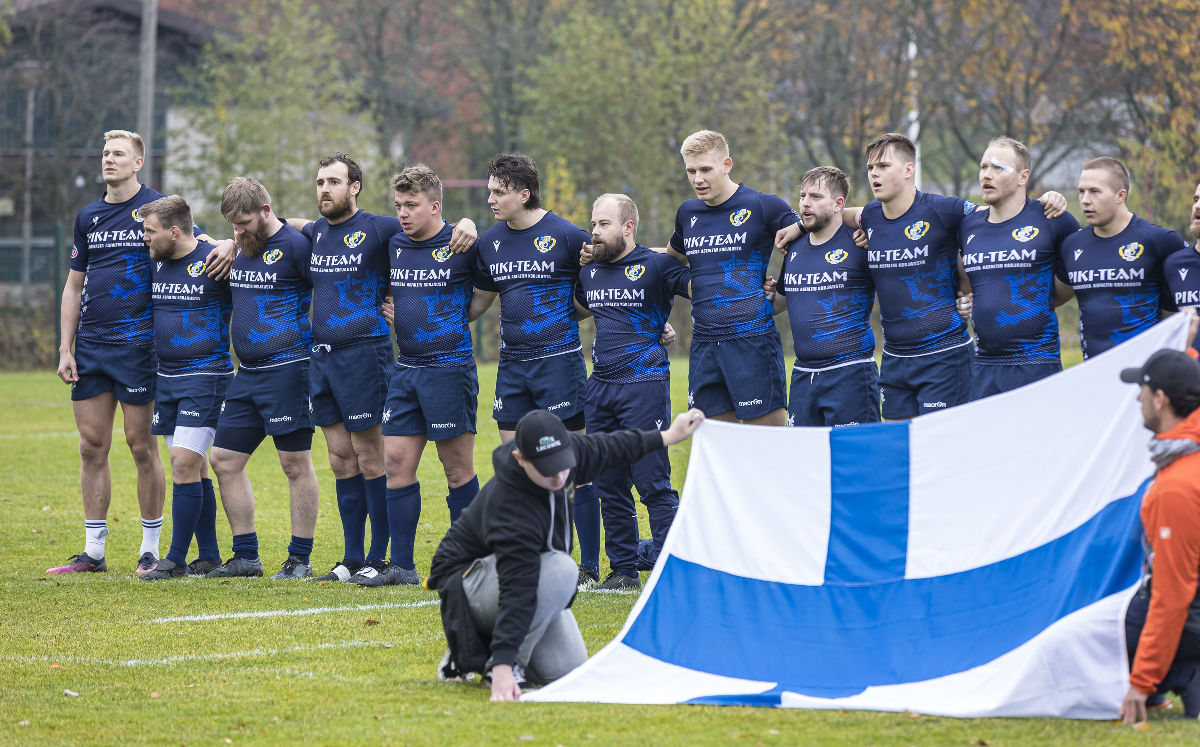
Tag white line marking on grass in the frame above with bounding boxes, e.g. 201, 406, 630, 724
115, 639, 377, 666
150, 599, 438, 623
0, 430, 90, 440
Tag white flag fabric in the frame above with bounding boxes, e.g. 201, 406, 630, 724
526, 314, 1193, 717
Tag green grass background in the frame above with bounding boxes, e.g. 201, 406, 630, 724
2, 348, 1193, 744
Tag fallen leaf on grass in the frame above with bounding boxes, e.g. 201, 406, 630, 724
363, 619, 379, 626
50, 662, 61, 669
218, 579, 230, 585
976, 740, 989, 746
1133, 722, 1150, 732
32, 529, 42, 534
519, 736, 533, 741
18, 720, 30, 726
63, 689, 79, 697
768, 730, 780, 735
149, 691, 160, 699
235, 723, 245, 730
42, 505, 50, 511
224, 739, 232, 744
381, 643, 394, 649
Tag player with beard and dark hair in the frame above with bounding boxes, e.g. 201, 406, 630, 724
574, 193, 690, 588
137, 195, 231, 580
204, 177, 320, 579
1165, 181, 1200, 356
282, 154, 476, 585
765, 166, 879, 427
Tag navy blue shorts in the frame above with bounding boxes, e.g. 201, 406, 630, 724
585, 377, 678, 577
152, 373, 232, 435
71, 338, 155, 404
970, 360, 1061, 401
381, 363, 478, 440
879, 344, 972, 419
216, 362, 312, 436
309, 339, 392, 432
493, 351, 586, 430
788, 361, 880, 427
688, 334, 786, 419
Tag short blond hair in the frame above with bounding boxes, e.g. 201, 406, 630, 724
104, 129, 145, 158
593, 193, 639, 233
391, 164, 443, 203
220, 177, 271, 220
680, 130, 729, 159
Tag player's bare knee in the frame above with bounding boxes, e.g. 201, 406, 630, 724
78, 432, 111, 465
208, 447, 240, 478
325, 448, 358, 479
278, 451, 314, 482
170, 449, 205, 483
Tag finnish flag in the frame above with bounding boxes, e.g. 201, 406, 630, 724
527, 314, 1193, 717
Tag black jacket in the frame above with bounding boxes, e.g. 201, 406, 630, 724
428, 428, 663, 667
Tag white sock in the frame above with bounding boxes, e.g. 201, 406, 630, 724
140, 516, 163, 558
84, 520, 108, 559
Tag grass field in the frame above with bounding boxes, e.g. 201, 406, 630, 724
1, 359, 1191, 745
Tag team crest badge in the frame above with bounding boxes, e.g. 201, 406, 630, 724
71, 245, 78, 259
1012, 226, 1039, 242
344, 231, 366, 248
132, 207, 145, 223
962, 200, 978, 214
187, 260, 206, 277
534, 235, 556, 253
1117, 242, 1144, 262
729, 209, 751, 227
432, 245, 452, 262
625, 264, 646, 281
904, 221, 930, 240
262, 248, 283, 265
825, 249, 848, 265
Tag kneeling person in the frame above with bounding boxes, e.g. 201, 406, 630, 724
428, 407, 705, 701
140, 196, 232, 580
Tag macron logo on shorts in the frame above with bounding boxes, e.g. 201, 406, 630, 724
346, 412, 371, 421
738, 399, 763, 407
268, 416, 293, 423
126, 386, 148, 394
547, 401, 570, 411
181, 410, 199, 418
432, 422, 456, 429
922, 402, 948, 410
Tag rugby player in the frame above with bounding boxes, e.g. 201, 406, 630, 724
1057, 157, 1188, 358
206, 177, 319, 579
766, 167, 879, 426
137, 196, 230, 580
663, 130, 799, 427
1164, 180, 1200, 355
956, 137, 1080, 398
575, 193, 690, 588
471, 154, 603, 588
368, 165, 486, 586
50, 130, 233, 575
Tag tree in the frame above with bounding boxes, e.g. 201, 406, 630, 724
169, 0, 374, 230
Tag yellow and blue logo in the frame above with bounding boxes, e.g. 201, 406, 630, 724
904, 221, 930, 240
534, 235, 556, 253
1012, 226, 1039, 243
132, 207, 145, 223
825, 248, 848, 265
1118, 242, 1144, 262
625, 264, 645, 281
186, 260, 206, 277
263, 248, 283, 265
344, 231, 366, 248
730, 209, 752, 227
432, 245, 452, 262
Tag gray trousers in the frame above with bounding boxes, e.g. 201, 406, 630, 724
462, 550, 588, 684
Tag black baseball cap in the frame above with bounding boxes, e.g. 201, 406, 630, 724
514, 409, 576, 477
1119, 349, 1200, 402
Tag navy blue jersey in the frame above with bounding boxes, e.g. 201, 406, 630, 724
576, 244, 690, 383
304, 210, 397, 349
71, 184, 167, 348
959, 199, 1080, 365
150, 241, 233, 376
475, 211, 588, 361
389, 222, 479, 367
669, 184, 800, 342
1165, 246, 1200, 309
227, 224, 313, 369
860, 190, 976, 356
1057, 215, 1188, 358
777, 224, 876, 369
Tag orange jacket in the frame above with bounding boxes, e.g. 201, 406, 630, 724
1130, 406, 1200, 694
